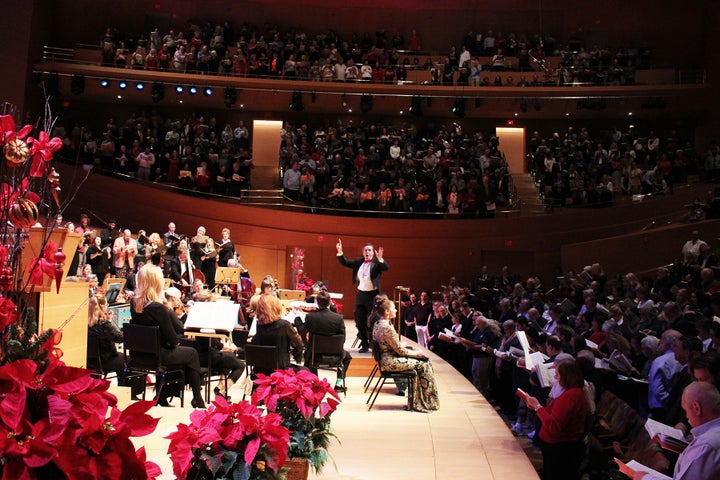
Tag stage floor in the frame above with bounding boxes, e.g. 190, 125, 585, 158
128, 321, 539, 480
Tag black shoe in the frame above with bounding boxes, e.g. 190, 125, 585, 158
214, 387, 231, 402
359, 346, 369, 353
333, 384, 347, 393
156, 397, 173, 407
191, 398, 206, 409
396, 390, 406, 397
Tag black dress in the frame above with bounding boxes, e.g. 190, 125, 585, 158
130, 301, 203, 401
251, 318, 304, 374
88, 319, 124, 376
216, 238, 235, 267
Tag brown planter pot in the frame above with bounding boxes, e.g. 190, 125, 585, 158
284, 457, 310, 480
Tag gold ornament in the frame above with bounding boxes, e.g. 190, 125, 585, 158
4, 137, 29, 166
9, 198, 39, 229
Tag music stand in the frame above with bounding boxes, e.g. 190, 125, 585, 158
215, 267, 241, 285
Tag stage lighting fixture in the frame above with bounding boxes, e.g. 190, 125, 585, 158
71, 75, 85, 95
175, 85, 184, 94
452, 97, 466, 118
151, 82, 165, 103
100, 79, 109, 88
409, 95, 423, 116
224, 87, 237, 108
289, 91, 304, 111
135, 82, 145, 91
341, 95, 348, 108
188, 86, 198, 95
118, 80, 128, 90
360, 94, 374, 113
203, 87, 213, 96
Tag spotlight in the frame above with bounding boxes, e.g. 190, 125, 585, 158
188, 86, 198, 95
203, 87, 213, 96
151, 82, 165, 103
100, 79, 109, 88
135, 82, 145, 91
223, 87, 237, 108
360, 94, 374, 113
289, 91, 304, 111
118, 80, 128, 90
409, 95, 423, 116
452, 98, 465, 118
175, 85, 184, 94
71, 75, 85, 95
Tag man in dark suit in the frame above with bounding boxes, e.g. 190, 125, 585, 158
301, 291, 352, 391
336, 238, 389, 353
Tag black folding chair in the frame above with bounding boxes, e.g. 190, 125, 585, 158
123, 324, 186, 406
242, 344, 279, 399
309, 334, 347, 394
366, 340, 416, 411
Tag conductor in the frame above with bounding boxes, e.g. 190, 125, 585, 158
336, 238, 388, 353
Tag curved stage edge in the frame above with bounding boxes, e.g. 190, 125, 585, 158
133, 329, 539, 480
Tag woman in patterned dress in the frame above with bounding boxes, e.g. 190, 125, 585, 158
371, 295, 440, 412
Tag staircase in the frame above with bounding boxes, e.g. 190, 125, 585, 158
512, 173, 547, 215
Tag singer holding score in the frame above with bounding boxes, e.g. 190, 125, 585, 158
519, 357, 589, 480
336, 238, 388, 353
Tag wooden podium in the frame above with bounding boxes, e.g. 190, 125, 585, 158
24, 227, 89, 368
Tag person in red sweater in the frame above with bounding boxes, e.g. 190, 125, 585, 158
525, 358, 589, 480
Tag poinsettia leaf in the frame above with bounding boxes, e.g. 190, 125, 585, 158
0, 383, 27, 429
117, 400, 159, 437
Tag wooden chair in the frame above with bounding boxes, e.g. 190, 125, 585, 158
122, 324, 186, 406
308, 334, 347, 394
366, 340, 416, 411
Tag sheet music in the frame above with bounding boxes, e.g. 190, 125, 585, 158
184, 302, 239, 332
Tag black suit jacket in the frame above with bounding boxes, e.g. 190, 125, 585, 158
337, 254, 389, 290
301, 307, 345, 364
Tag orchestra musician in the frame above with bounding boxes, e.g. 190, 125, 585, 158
200, 238, 218, 290
216, 228, 236, 267
190, 226, 209, 269
163, 222, 183, 259
167, 247, 195, 288
112, 229, 138, 279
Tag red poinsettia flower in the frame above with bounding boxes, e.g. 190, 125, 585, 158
136, 446, 162, 479
0, 115, 33, 147
253, 368, 340, 419
0, 297, 17, 330
27, 131, 62, 178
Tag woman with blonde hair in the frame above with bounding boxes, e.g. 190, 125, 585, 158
87, 294, 124, 377
251, 294, 304, 374
372, 295, 440, 412
130, 264, 205, 408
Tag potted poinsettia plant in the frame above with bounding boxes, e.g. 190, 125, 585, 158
166, 396, 291, 480
0, 313, 161, 479
252, 369, 341, 477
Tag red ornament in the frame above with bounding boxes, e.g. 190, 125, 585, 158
54, 247, 66, 266
54, 266, 64, 294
